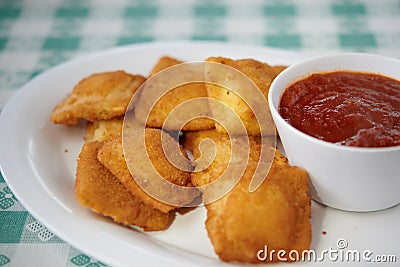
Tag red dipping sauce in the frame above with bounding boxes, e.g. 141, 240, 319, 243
279, 71, 400, 147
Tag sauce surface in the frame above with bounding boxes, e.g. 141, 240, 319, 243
279, 71, 400, 147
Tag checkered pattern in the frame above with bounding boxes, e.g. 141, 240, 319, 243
1, 0, 399, 110
0, 0, 399, 265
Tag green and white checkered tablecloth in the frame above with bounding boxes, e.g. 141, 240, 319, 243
0, 0, 399, 266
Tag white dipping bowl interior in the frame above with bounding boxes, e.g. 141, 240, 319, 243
268, 53, 400, 212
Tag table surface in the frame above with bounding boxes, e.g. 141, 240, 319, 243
0, 0, 399, 266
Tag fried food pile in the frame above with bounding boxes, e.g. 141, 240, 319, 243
50, 55, 311, 263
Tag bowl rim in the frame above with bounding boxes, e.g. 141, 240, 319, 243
268, 52, 400, 153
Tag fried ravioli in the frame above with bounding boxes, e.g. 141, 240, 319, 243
75, 141, 174, 231
182, 130, 225, 155
97, 128, 199, 213
134, 56, 215, 131
184, 130, 275, 190
51, 71, 146, 125
205, 57, 286, 135
148, 56, 183, 76
182, 129, 268, 156
85, 117, 124, 142
205, 159, 311, 263
51, 55, 313, 262
190, 135, 311, 263
84, 115, 143, 142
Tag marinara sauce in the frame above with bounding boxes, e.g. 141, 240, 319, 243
279, 71, 400, 147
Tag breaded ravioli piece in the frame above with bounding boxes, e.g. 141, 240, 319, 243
205, 160, 311, 263
148, 56, 183, 76
185, 130, 275, 189
134, 56, 215, 131
97, 128, 199, 213
189, 135, 311, 263
182, 130, 226, 154
75, 141, 174, 231
182, 129, 271, 156
85, 117, 124, 142
51, 71, 146, 125
205, 57, 286, 135
84, 115, 142, 142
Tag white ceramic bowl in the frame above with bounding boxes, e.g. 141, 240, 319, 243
268, 53, 400, 212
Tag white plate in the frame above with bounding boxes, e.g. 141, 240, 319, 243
0, 42, 399, 267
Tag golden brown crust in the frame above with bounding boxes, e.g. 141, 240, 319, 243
182, 129, 268, 156
84, 116, 143, 142
182, 130, 225, 155
188, 134, 311, 263
75, 141, 174, 231
205, 57, 286, 135
185, 130, 275, 188
135, 56, 215, 131
97, 128, 199, 213
206, 160, 311, 263
51, 71, 145, 125
85, 117, 123, 142
148, 56, 184, 77
205, 163, 311, 263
